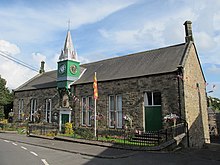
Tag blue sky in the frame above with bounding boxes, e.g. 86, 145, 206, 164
0, 0, 219, 98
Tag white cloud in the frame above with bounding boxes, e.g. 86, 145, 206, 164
0, 59, 36, 89
0, 40, 20, 55
194, 32, 217, 52
0, 40, 37, 89
0, 0, 137, 44
207, 64, 220, 74
78, 56, 91, 64
214, 11, 220, 30
32, 52, 46, 63
68, 0, 137, 29
1, 0, 220, 99
98, 21, 165, 52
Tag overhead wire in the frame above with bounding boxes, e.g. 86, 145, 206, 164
0, 50, 39, 72
0, 50, 57, 80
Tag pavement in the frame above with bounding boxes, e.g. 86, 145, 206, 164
0, 132, 220, 162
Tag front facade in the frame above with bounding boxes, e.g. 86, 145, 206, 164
73, 70, 180, 131
13, 21, 210, 147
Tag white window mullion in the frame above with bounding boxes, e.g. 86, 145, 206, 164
151, 92, 154, 106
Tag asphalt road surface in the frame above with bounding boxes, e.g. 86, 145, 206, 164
1, 136, 220, 165
0, 139, 44, 165
0, 139, 95, 165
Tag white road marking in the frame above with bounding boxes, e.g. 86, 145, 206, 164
12, 142, 18, 146
3, 139, 48, 164
21, 146, 27, 150
41, 159, 50, 165
30, 151, 38, 157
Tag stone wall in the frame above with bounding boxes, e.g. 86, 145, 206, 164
183, 43, 210, 147
208, 110, 218, 135
72, 72, 181, 130
13, 88, 59, 122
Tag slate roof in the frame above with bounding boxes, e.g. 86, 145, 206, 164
14, 70, 57, 91
74, 42, 188, 84
15, 42, 190, 91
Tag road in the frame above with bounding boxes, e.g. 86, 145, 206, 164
0, 139, 44, 165
0, 139, 94, 165
0, 134, 220, 165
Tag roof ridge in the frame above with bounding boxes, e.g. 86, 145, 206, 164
81, 43, 186, 67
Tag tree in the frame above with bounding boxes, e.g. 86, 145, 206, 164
0, 75, 13, 119
208, 96, 220, 111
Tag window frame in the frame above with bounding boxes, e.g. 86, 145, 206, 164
82, 97, 87, 126
116, 95, 123, 128
109, 95, 115, 128
108, 95, 123, 128
88, 96, 93, 126
144, 92, 161, 107
18, 99, 24, 120
81, 96, 93, 126
30, 98, 37, 122
45, 99, 52, 123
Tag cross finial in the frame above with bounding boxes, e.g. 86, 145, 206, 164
67, 19, 71, 30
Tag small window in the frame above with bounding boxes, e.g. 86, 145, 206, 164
144, 92, 161, 106
153, 92, 161, 105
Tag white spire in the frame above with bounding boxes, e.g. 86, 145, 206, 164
59, 30, 77, 61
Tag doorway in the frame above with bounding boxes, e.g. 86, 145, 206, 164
145, 106, 162, 131
144, 92, 162, 131
59, 110, 71, 132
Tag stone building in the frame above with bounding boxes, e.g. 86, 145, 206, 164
207, 107, 218, 136
13, 21, 210, 148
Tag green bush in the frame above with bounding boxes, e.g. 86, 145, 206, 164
65, 122, 73, 135
75, 127, 94, 139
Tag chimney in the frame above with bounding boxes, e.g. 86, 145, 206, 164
39, 61, 45, 74
184, 21, 194, 42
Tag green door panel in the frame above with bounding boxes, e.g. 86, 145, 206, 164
145, 106, 162, 131
61, 114, 69, 133
61, 114, 69, 124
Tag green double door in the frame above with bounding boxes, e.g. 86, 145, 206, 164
145, 106, 162, 131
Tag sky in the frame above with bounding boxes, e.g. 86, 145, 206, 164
0, 0, 219, 98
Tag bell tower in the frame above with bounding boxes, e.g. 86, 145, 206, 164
57, 28, 80, 132
57, 30, 80, 90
